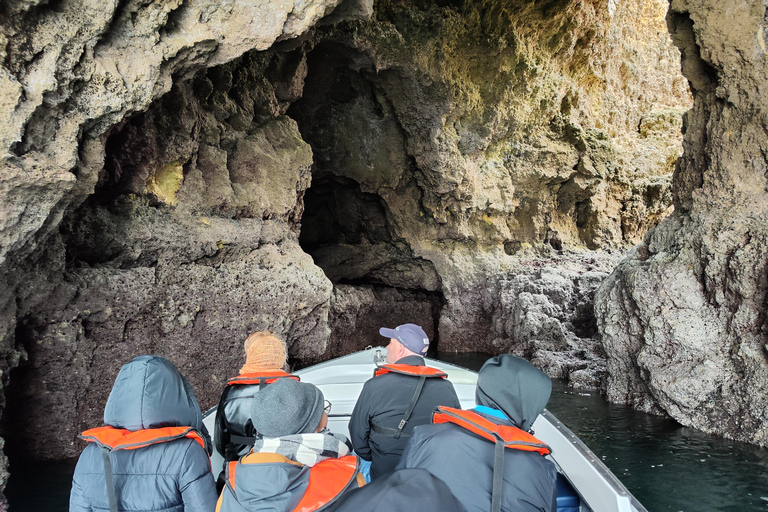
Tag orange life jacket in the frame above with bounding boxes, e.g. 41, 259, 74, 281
373, 364, 447, 379
226, 370, 299, 386
81, 425, 210, 512
80, 425, 207, 452
431, 407, 551, 455
220, 454, 363, 512
433, 407, 551, 512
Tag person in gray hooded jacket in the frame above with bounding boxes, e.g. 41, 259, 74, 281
217, 378, 365, 512
69, 355, 218, 512
395, 354, 558, 512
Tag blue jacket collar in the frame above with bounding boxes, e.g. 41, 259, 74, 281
473, 405, 509, 421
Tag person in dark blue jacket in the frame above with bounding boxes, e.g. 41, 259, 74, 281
329, 468, 467, 512
349, 323, 461, 480
70, 355, 218, 512
395, 354, 558, 512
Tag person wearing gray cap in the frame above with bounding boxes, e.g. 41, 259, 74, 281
348, 323, 460, 481
217, 378, 366, 512
395, 354, 558, 512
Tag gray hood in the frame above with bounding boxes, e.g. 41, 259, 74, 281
475, 354, 551, 432
104, 355, 203, 431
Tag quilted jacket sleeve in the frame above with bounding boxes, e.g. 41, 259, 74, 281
179, 440, 219, 512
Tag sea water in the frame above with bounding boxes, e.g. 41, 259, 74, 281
6, 353, 768, 511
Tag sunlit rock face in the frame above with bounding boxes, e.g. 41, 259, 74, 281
0, 0, 695, 482
595, 1, 768, 446
291, 0, 689, 370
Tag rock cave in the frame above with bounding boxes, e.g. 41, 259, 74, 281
0, 0, 767, 507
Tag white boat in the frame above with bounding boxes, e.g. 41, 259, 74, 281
203, 347, 648, 512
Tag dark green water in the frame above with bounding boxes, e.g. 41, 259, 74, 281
6, 353, 768, 511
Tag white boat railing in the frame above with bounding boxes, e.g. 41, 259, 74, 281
534, 410, 648, 512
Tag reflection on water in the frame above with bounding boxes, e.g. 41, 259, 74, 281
6, 352, 768, 511
546, 383, 768, 512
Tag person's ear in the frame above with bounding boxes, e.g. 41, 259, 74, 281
315, 412, 328, 432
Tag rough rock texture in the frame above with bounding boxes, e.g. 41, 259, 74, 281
291, 0, 688, 363
4, 52, 337, 461
323, 284, 442, 360
595, 1, 768, 446
0, 0, 367, 496
0, 0, 700, 498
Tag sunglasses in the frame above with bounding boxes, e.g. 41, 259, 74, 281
324, 400, 332, 414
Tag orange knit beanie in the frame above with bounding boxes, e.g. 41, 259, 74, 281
240, 331, 287, 374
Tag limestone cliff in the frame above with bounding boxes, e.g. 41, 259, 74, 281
0, 0, 703, 503
0, 0, 364, 500
595, 0, 768, 447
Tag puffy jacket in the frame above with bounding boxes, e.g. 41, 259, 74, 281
328, 467, 467, 512
348, 355, 460, 480
69, 355, 218, 512
396, 412, 557, 512
216, 452, 365, 512
395, 356, 558, 512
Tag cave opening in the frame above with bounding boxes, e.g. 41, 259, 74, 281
289, 42, 447, 355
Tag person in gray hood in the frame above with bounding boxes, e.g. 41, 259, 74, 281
70, 355, 218, 512
395, 354, 558, 512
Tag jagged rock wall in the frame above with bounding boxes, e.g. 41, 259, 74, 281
0, 0, 700, 499
595, 0, 768, 446
291, 0, 689, 366
6, 53, 335, 463
0, 0, 367, 501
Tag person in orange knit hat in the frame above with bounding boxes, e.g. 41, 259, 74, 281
239, 331, 288, 374
213, 331, 297, 486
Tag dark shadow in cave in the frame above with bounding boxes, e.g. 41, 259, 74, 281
299, 175, 392, 253
2, 318, 45, 462
297, 174, 446, 355
289, 41, 447, 355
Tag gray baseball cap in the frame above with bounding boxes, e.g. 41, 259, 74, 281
379, 323, 430, 356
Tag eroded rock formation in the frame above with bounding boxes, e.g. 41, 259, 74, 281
0, 0, 714, 504
0, 0, 365, 500
595, 0, 768, 447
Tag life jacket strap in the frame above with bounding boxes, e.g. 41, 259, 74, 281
370, 424, 411, 438
491, 437, 505, 512
396, 375, 427, 439
102, 447, 118, 512
371, 374, 427, 439
229, 434, 258, 446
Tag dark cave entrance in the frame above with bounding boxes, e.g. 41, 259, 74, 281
289, 43, 446, 356
296, 173, 446, 358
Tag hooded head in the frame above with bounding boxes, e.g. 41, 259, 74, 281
475, 354, 551, 432
104, 355, 203, 432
